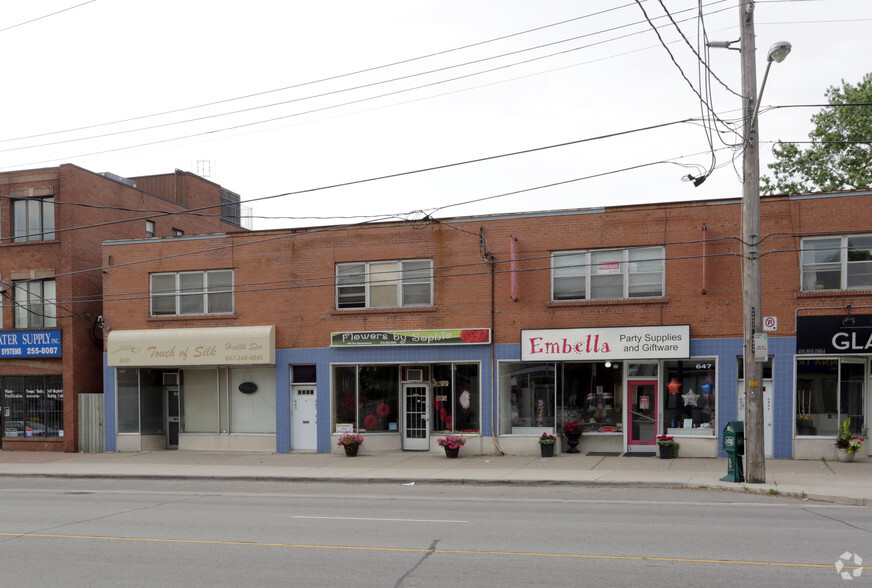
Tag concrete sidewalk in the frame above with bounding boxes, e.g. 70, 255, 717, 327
1, 449, 870, 505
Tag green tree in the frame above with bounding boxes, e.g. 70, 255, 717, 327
761, 72, 872, 195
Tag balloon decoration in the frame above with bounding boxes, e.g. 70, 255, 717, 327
667, 378, 682, 395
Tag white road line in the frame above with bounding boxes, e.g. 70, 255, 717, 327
290, 515, 467, 523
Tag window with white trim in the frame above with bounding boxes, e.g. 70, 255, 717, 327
13, 279, 56, 328
336, 259, 433, 309
801, 235, 872, 291
551, 247, 664, 301
150, 270, 234, 316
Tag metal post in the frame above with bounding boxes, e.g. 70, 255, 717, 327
740, 0, 765, 483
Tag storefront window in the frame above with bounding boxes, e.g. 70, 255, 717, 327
359, 366, 398, 432
431, 363, 480, 433
796, 359, 865, 437
663, 360, 716, 436
117, 369, 140, 434
332, 365, 399, 432
180, 369, 219, 433
559, 362, 623, 433
230, 367, 276, 434
499, 362, 556, 435
1, 375, 63, 438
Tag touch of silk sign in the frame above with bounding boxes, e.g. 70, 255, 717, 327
521, 325, 690, 361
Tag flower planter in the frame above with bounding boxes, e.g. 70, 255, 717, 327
444, 446, 460, 459
837, 449, 855, 462
344, 445, 360, 457
564, 433, 581, 454
540, 444, 555, 458
659, 445, 675, 459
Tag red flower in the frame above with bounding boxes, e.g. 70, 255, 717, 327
363, 414, 378, 429
376, 402, 391, 417
460, 329, 489, 343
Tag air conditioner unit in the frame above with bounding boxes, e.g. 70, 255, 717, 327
406, 368, 424, 382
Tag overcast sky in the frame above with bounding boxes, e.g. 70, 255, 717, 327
2, 1, 870, 230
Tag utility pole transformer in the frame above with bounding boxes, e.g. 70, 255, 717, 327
740, 0, 766, 483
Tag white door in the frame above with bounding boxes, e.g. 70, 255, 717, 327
738, 379, 773, 457
291, 385, 317, 451
402, 383, 430, 451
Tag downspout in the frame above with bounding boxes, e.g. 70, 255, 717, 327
490, 249, 504, 455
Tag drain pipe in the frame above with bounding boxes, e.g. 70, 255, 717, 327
489, 249, 504, 455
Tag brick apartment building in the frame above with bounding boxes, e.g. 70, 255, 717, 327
0, 164, 247, 452
101, 188, 872, 459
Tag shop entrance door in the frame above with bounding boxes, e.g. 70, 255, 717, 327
291, 385, 317, 451
165, 387, 180, 449
627, 380, 658, 453
402, 383, 430, 451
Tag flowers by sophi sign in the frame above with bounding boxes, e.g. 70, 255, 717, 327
331, 329, 490, 347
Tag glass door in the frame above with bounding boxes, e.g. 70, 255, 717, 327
402, 383, 430, 451
627, 380, 657, 453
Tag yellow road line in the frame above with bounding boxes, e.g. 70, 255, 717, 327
0, 532, 848, 569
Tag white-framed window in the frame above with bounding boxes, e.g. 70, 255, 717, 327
13, 279, 56, 328
551, 247, 664, 301
150, 270, 234, 316
801, 235, 872, 291
13, 198, 55, 242
146, 220, 155, 238
336, 259, 433, 309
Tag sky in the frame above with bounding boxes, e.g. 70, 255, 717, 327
2, 0, 870, 231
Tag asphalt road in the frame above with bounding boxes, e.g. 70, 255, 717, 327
0, 478, 865, 586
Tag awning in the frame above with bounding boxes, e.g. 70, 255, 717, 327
107, 326, 275, 367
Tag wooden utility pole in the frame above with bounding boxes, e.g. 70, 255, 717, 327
740, 0, 766, 483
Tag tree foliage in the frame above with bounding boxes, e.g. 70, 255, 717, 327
761, 72, 872, 195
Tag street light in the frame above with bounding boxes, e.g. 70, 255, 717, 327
750, 41, 792, 130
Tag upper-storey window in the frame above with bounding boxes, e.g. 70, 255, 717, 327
150, 270, 234, 316
336, 259, 433, 309
13, 279, 56, 328
146, 220, 155, 238
802, 235, 872, 291
552, 247, 664, 301
13, 198, 55, 242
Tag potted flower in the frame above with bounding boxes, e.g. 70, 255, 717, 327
835, 418, 864, 462
656, 434, 679, 459
437, 434, 466, 458
538, 432, 557, 457
563, 420, 583, 453
337, 431, 364, 457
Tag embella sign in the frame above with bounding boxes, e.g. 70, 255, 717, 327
521, 325, 690, 361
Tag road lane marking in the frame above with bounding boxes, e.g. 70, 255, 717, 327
290, 515, 467, 523
0, 531, 850, 569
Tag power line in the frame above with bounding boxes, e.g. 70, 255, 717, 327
0, 0, 95, 34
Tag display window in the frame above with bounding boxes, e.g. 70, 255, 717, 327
796, 358, 865, 437
560, 362, 623, 434
431, 363, 480, 433
1, 375, 63, 438
499, 362, 556, 435
662, 359, 716, 436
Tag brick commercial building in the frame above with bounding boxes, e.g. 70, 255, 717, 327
0, 164, 247, 451
101, 188, 872, 459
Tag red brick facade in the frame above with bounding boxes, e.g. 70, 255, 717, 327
0, 164, 246, 451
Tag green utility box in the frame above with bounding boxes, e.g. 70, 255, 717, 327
720, 421, 745, 483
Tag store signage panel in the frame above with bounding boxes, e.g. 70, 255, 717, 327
107, 326, 275, 366
796, 315, 872, 355
0, 330, 61, 358
521, 325, 690, 361
331, 329, 490, 347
